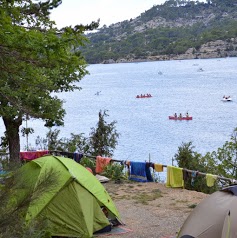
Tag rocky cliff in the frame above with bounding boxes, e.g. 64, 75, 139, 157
82, 1, 237, 64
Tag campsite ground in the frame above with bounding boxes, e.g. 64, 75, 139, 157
101, 181, 209, 238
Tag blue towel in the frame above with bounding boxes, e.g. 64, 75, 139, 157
129, 161, 148, 182
73, 152, 83, 163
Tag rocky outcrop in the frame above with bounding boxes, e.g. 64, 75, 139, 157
102, 38, 237, 64
175, 38, 237, 60
96, 3, 237, 64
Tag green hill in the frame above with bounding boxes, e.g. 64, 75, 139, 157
81, 0, 237, 64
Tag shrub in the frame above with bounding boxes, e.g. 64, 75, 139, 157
103, 162, 126, 183
174, 142, 218, 194
80, 157, 96, 174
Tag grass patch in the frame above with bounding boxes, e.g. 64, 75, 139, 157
114, 194, 133, 200
131, 189, 163, 205
176, 199, 188, 203
188, 203, 197, 209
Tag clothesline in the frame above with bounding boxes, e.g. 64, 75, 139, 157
1, 150, 236, 184
160, 165, 236, 183
49, 150, 236, 184
49, 150, 123, 162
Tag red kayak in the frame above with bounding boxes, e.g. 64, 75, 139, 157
169, 116, 192, 120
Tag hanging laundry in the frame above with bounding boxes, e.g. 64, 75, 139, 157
166, 166, 184, 188
73, 152, 83, 163
20, 150, 49, 161
129, 161, 149, 182
182, 169, 190, 181
154, 163, 163, 172
145, 163, 154, 182
125, 161, 130, 167
191, 171, 198, 186
206, 173, 218, 187
95, 156, 112, 173
124, 161, 131, 177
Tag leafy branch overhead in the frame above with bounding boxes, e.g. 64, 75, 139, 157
0, 0, 99, 163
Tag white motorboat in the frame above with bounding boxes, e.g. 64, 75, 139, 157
222, 96, 232, 102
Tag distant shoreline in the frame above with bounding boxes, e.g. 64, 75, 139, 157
96, 38, 237, 64
101, 54, 236, 64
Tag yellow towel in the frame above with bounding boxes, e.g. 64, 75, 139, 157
206, 173, 218, 187
166, 166, 184, 188
154, 163, 163, 172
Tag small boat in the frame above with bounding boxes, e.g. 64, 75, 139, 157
197, 67, 204, 72
169, 116, 193, 120
95, 91, 101, 96
221, 96, 232, 102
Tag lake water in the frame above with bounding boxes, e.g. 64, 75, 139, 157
1, 57, 237, 170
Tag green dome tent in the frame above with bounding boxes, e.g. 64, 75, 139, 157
12, 155, 120, 237
177, 185, 237, 238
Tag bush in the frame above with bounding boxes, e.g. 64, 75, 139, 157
0, 164, 59, 237
103, 162, 126, 183
80, 157, 96, 174
174, 142, 218, 194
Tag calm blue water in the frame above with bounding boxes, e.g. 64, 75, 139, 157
1, 57, 237, 168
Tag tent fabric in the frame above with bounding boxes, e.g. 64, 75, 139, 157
221, 211, 231, 238
177, 187, 237, 238
13, 155, 120, 238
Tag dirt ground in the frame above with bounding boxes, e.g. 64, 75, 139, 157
101, 181, 209, 238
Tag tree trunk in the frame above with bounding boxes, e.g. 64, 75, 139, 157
3, 116, 22, 166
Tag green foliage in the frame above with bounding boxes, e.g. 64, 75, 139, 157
0, 0, 99, 162
188, 203, 197, 209
0, 164, 59, 237
89, 110, 119, 157
174, 142, 218, 194
81, 0, 237, 64
103, 162, 126, 182
45, 129, 90, 153
34, 110, 119, 158
80, 157, 96, 174
207, 128, 237, 179
174, 128, 237, 193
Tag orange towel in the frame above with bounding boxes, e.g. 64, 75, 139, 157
96, 156, 112, 173
154, 163, 163, 172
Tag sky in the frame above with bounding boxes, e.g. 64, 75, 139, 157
50, 0, 167, 29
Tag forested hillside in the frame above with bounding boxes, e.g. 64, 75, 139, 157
80, 0, 237, 64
